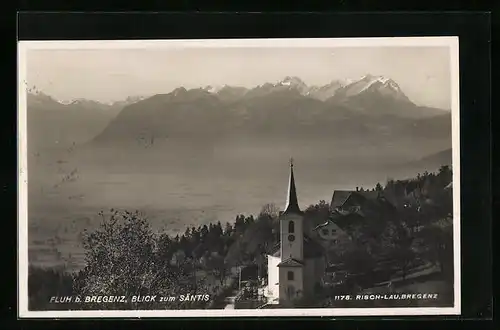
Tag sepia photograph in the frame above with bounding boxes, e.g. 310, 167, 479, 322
18, 37, 460, 317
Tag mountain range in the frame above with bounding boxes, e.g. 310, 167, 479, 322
26, 75, 452, 172
203, 75, 444, 117
91, 75, 450, 147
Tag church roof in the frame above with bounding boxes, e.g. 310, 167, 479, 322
269, 234, 325, 259
282, 159, 303, 216
277, 258, 304, 267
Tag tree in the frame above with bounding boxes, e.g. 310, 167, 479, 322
420, 216, 453, 279
156, 233, 174, 268
305, 200, 330, 229
244, 215, 255, 226
214, 221, 223, 237
184, 227, 191, 239
207, 254, 229, 286
259, 203, 280, 219
234, 215, 246, 232
392, 237, 415, 281
224, 222, 233, 236
375, 183, 383, 192
200, 224, 209, 241
191, 226, 200, 243
437, 165, 453, 188
72, 210, 219, 310
74, 210, 170, 308
341, 247, 376, 287
381, 201, 421, 281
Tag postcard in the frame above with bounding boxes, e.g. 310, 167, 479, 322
18, 37, 460, 317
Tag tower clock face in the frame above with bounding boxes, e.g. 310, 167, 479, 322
288, 234, 295, 242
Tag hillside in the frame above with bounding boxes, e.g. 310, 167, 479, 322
26, 92, 140, 153
411, 148, 453, 171
91, 88, 228, 146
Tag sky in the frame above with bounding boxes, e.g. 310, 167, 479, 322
26, 46, 452, 109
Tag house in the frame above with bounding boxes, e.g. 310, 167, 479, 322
330, 188, 396, 217
265, 160, 326, 307
327, 189, 397, 247
330, 189, 384, 212
312, 219, 353, 262
312, 219, 352, 246
313, 219, 347, 242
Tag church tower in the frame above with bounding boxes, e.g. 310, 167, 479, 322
266, 159, 326, 306
280, 158, 304, 261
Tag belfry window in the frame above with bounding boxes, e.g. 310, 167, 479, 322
288, 221, 295, 233
287, 271, 294, 281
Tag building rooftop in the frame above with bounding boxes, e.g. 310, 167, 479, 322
330, 190, 384, 210
330, 190, 353, 210
277, 258, 304, 267
313, 220, 334, 231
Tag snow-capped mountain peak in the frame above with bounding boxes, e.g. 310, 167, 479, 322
203, 85, 226, 94
279, 76, 304, 85
69, 98, 88, 105
334, 74, 410, 103
274, 76, 308, 94
306, 80, 346, 101
358, 74, 401, 91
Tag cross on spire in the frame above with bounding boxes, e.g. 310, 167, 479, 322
290, 157, 294, 168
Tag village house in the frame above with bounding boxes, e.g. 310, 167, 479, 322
313, 218, 349, 243
330, 188, 396, 218
323, 188, 398, 252
312, 219, 353, 260
330, 189, 385, 213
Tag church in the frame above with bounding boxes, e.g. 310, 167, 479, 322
265, 160, 326, 306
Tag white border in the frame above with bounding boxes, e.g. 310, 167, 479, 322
17, 37, 461, 318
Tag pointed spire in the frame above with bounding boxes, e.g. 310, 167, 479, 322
283, 158, 302, 215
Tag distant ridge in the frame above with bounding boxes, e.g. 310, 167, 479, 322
405, 148, 452, 172
419, 148, 452, 165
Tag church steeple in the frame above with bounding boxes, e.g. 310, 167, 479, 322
283, 158, 302, 215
